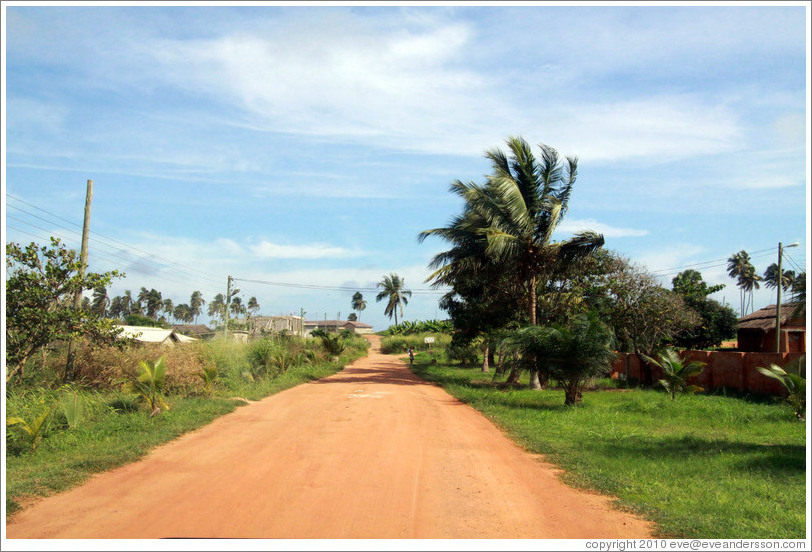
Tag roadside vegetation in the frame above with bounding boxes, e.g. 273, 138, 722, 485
410, 352, 805, 539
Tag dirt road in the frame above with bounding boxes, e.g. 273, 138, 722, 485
5, 336, 652, 539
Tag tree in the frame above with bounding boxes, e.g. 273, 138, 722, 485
247, 296, 260, 317
162, 298, 174, 322
121, 290, 136, 315
6, 238, 123, 381
376, 274, 412, 326
108, 295, 124, 320
230, 296, 246, 318
347, 313, 358, 321
207, 293, 226, 324
763, 263, 795, 291
501, 313, 616, 405
351, 292, 367, 321
420, 136, 604, 389
604, 261, 700, 384
727, 251, 760, 315
91, 286, 110, 317
190, 291, 205, 325
173, 303, 194, 324
790, 272, 806, 318
757, 356, 806, 421
671, 270, 736, 350
644, 348, 707, 400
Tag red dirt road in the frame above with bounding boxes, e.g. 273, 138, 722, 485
5, 336, 652, 539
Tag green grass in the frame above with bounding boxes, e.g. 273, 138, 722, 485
6, 341, 368, 519
410, 355, 806, 539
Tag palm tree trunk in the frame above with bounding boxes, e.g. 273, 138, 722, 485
527, 274, 543, 389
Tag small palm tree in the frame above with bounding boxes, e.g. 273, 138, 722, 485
190, 291, 205, 325
644, 348, 707, 400
757, 356, 805, 421
763, 263, 795, 291
501, 313, 616, 405
247, 296, 260, 317
351, 291, 367, 321
376, 274, 412, 326
125, 357, 170, 415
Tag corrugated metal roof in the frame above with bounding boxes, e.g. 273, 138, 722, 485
115, 325, 198, 344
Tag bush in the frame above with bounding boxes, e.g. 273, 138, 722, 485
445, 342, 480, 367
380, 333, 451, 354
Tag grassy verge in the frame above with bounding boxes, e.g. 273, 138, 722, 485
410, 355, 806, 539
6, 339, 368, 519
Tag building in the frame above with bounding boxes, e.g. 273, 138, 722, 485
115, 325, 198, 346
736, 304, 806, 353
172, 324, 215, 340
243, 316, 304, 338
304, 320, 374, 337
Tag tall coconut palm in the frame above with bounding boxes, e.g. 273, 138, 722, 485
727, 251, 755, 316
162, 298, 174, 322
247, 296, 260, 317
230, 296, 246, 318
420, 137, 604, 388
121, 290, 135, 315
376, 274, 412, 326
351, 292, 367, 321
91, 286, 110, 317
190, 291, 205, 325
739, 266, 762, 315
207, 293, 226, 324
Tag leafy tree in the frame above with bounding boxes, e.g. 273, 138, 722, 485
501, 313, 616, 405
347, 312, 358, 321
351, 291, 367, 321
671, 270, 736, 350
6, 238, 123, 381
173, 303, 194, 324
644, 348, 707, 400
190, 291, 206, 325
376, 273, 412, 326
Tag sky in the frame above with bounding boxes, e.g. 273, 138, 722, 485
2, 1, 809, 332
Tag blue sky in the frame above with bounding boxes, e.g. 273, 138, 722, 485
3, 2, 809, 331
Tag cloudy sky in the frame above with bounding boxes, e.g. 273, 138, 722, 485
3, 2, 809, 331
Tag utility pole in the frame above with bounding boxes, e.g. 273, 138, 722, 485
65, 179, 93, 381
300, 307, 306, 338
775, 242, 799, 353
224, 275, 232, 339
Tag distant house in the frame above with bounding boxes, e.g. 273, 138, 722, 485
245, 315, 304, 338
172, 324, 215, 340
736, 304, 806, 353
115, 325, 198, 346
304, 320, 374, 337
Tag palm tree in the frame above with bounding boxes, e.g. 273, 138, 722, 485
190, 291, 205, 325
121, 290, 135, 315
727, 251, 756, 316
162, 298, 174, 322
230, 296, 246, 318
145, 289, 163, 320
644, 348, 707, 400
739, 266, 762, 315
91, 286, 109, 317
500, 313, 616, 405
351, 292, 367, 321
763, 263, 795, 291
247, 296, 260, 317
137, 287, 151, 316
109, 296, 124, 320
420, 136, 604, 388
207, 293, 226, 324
376, 273, 412, 326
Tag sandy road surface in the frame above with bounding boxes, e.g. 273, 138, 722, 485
6, 336, 652, 539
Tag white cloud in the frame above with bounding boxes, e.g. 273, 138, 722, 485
557, 218, 648, 238
249, 240, 363, 260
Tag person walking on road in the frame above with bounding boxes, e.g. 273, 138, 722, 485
408, 346, 415, 366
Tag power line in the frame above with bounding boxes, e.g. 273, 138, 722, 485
649, 250, 776, 278
234, 277, 448, 295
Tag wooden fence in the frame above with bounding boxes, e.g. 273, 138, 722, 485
609, 351, 805, 396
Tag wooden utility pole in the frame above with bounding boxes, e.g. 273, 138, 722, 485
64, 179, 93, 381
224, 275, 232, 339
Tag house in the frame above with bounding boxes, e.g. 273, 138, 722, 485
736, 304, 806, 353
115, 325, 198, 346
304, 320, 374, 337
244, 315, 304, 338
172, 324, 215, 340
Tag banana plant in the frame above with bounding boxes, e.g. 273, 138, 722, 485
125, 357, 170, 415
60, 390, 85, 429
7, 406, 53, 452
